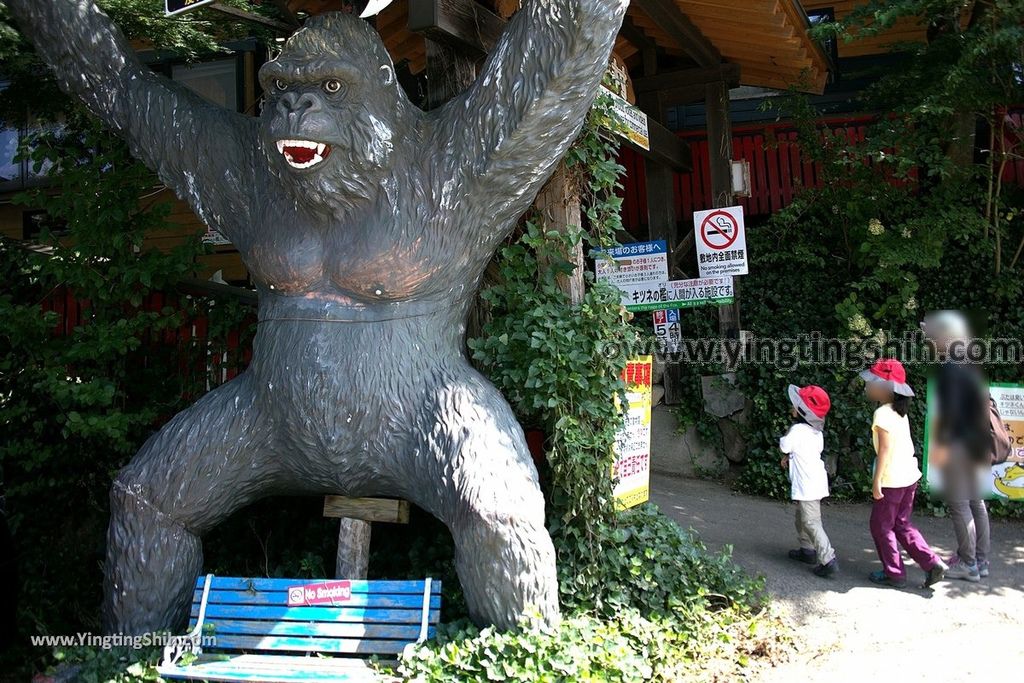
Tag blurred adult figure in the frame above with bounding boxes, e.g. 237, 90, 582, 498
923, 311, 991, 582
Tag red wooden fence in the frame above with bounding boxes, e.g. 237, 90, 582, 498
619, 112, 1024, 235
40, 286, 256, 399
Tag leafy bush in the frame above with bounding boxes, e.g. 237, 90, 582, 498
559, 504, 764, 623
44, 645, 163, 683
400, 605, 787, 683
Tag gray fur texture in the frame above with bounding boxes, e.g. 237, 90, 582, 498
4, 0, 627, 634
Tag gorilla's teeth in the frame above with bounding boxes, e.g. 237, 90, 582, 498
276, 140, 286, 154
283, 152, 325, 170
316, 143, 326, 155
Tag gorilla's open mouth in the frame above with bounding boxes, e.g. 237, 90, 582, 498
276, 139, 332, 170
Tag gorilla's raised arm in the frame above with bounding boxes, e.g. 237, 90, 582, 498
438, 0, 627, 244
4, 0, 259, 242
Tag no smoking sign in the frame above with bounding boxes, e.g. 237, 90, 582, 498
693, 206, 748, 277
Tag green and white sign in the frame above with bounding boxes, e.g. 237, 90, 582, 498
627, 276, 735, 313
593, 240, 668, 312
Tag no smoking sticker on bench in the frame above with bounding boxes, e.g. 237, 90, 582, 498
694, 206, 749, 278
287, 580, 352, 606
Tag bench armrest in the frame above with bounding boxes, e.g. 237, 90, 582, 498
416, 577, 432, 644
161, 573, 214, 667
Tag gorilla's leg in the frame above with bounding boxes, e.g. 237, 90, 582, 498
410, 368, 560, 630
102, 374, 280, 634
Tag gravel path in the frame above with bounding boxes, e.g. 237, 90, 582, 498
652, 474, 1024, 681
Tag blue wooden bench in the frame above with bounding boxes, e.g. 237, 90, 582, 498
156, 575, 440, 682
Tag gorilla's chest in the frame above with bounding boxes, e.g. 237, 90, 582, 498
240, 215, 458, 302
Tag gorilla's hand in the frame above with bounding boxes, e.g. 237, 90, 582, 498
436, 0, 629, 248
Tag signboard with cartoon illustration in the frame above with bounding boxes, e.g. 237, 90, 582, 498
924, 381, 1024, 502
612, 356, 653, 509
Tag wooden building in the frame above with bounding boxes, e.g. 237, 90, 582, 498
0, 0, 836, 290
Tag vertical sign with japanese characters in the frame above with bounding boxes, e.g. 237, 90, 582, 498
612, 356, 653, 509
694, 206, 748, 277
593, 241, 668, 312
653, 309, 681, 354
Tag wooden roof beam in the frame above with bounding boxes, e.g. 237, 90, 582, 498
407, 0, 505, 56
618, 14, 657, 52
636, 0, 720, 67
633, 62, 740, 94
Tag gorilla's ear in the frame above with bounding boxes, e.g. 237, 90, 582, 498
379, 64, 395, 86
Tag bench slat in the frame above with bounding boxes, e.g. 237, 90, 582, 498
157, 654, 387, 683
197, 618, 435, 641
195, 577, 439, 595
193, 590, 441, 610
192, 604, 440, 625
207, 634, 413, 655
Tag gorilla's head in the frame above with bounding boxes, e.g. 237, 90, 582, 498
258, 13, 415, 213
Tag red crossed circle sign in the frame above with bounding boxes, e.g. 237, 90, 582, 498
700, 210, 740, 250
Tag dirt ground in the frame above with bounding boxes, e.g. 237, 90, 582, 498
652, 474, 1024, 681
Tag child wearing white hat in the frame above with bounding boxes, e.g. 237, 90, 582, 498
780, 384, 837, 578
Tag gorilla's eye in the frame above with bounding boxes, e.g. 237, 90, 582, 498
323, 79, 344, 95
274, 79, 289, 91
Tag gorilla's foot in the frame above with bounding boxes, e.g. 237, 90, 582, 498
101, 476, 203, 635
452, 503, 561, 630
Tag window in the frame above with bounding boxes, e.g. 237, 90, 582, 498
807, 7, 839, 71
0, 81, 67, 192
22, 209, 67, 241
0, 124, 20, 189
171, 58, 241, 112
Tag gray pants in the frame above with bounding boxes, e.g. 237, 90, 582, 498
949, 498, 990, 566
796, 500, 835, 564
943, 451, 991, 566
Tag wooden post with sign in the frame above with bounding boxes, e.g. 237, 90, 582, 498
705, 80, 741, 343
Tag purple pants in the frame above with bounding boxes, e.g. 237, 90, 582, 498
869, 483, 940, 579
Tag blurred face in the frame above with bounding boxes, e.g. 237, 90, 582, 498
790, 405, 799, 418
864, 381, 891, 402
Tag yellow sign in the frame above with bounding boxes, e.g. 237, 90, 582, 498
924, 382, 1024, 502
612, 356, 653, 509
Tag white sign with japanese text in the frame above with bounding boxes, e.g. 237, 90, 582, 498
593, 240, 668, 312
694, 206, 748, 278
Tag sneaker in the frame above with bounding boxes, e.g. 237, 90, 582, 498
788, 548, 817, 564
923, 559, 948, 588
978, 561, 990, 578
869, 570, 906, 588
944, 557, 981, 583
813, 558, 838, 578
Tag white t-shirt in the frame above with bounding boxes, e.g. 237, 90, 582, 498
779, 422, 829, 501
871, 403, 921, 488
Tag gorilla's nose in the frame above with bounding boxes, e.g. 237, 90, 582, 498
277, 92, 322, 119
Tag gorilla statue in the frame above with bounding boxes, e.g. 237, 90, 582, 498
5, 0, 627, 634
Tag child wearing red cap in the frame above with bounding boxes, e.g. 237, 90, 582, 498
780, 384, 837, 578
860, 359, 947, 588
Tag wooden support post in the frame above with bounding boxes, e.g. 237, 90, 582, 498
534, 165, 585, 305
705, 80, 741, 344
323, 496, 411, 580
335, 518, 372, 580
638, 89, 684, 405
